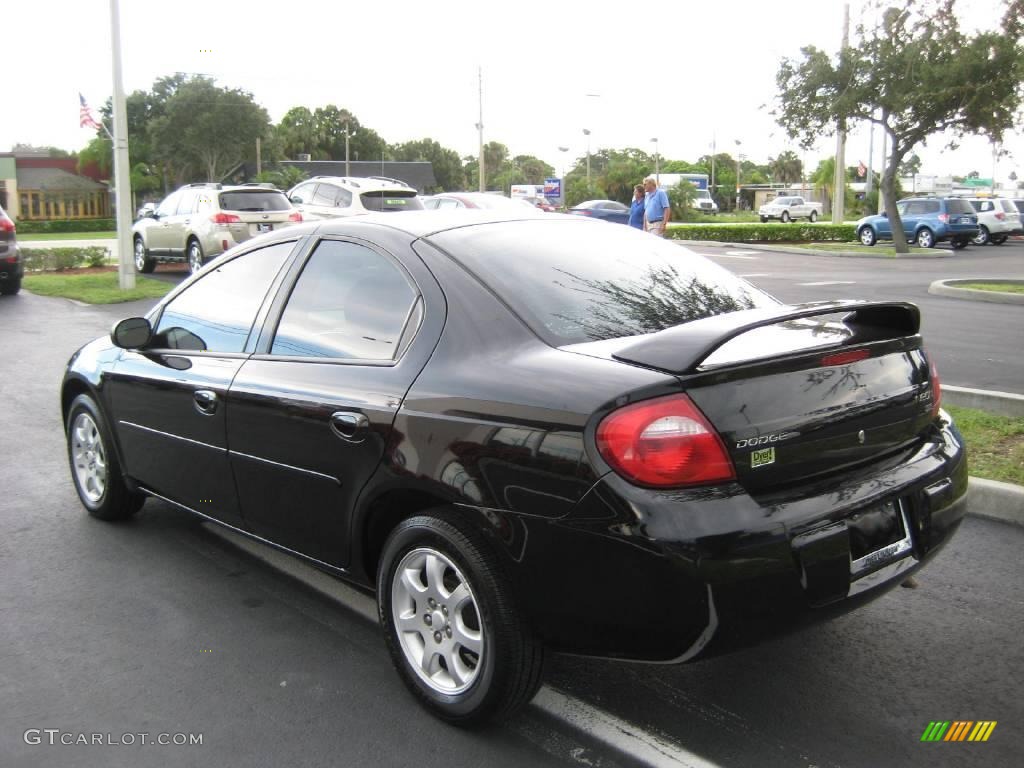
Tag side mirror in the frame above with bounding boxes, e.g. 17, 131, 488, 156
146, 209, 159, 219
111, 317, 153, 349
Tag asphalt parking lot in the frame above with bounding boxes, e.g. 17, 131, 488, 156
2, 274, 1022, 768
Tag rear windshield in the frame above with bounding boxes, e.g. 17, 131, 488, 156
946, 199, 976, 215
427, 219, 776, 346
219, 191, 290, 212
360, 191, 424, 212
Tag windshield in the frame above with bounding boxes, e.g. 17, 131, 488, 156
428, 219, 775, 346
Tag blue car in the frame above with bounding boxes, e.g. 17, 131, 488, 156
855, 197, 978, 249
567, 199, 630, 224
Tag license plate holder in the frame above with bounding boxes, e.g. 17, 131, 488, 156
257, 223, 273, 232
848, 499, 913, 577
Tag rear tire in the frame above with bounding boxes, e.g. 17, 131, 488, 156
972, 225, 990, 246
951, 238, 969, 250
859, 226, 877, 246
809, 210, 818, 222
0, 277, 21, 295
760, 216, 768, 223
66, 394, 144, 521
992, 235, 1008, 245
134, 237, 156, 273
187, 240, 205, 275
377, 512, 544, 726
916, 228, 935, 248
781, 211, 791, 223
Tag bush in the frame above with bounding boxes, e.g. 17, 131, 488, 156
21, 246, 111, 272
667, 222, 857, 243
14, 218, 115, 234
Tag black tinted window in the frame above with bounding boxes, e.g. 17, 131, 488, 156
271, 240, 418, 359
219, 191, 290, 212
429, 219, 774, 346
154, 242, 293, 353
946, 199, 975, 214
360, 191, 424, 212
923, 200, 940, 213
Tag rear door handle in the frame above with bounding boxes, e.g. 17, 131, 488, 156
330, 411, 369, 442
194, 389, 218, 415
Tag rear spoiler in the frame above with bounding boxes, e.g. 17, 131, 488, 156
612, 301, 920, 375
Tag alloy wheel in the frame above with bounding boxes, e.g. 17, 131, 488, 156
71, 412, 107, 504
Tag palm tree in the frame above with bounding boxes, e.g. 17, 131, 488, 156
811, 158, 835, 214
769, 151, 804, 184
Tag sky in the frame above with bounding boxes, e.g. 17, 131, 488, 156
4, 0, 1021, 185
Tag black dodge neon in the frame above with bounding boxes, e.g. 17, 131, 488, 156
62, 212, 968, 725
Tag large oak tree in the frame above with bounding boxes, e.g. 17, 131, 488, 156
776, 0, 1023, 252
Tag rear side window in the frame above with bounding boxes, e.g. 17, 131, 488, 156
998, 199, 1016, 213
271, 240, 418, 360
428, 219, 774, 346
360, 191, 424, 212
946, 199, 975, 215
219, 191, 290, 212
923, 200, 940, 213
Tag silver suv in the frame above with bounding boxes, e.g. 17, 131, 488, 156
287, 176, 423, 219
132, 183, 302, 274
966, 197, 1018, 245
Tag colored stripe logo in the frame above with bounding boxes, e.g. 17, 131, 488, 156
921, 721, 997, 742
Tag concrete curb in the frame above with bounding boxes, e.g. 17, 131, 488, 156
968, 477, 1024, 527
928, 278, 1024, 305
944, 385, 1024, 418
671, 239, 952, 258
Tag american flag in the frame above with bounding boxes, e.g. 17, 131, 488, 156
79, 93, 104, 131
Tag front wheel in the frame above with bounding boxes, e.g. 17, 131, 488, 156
0, 277, 21, 295
972, 225, 990, 246
378, 513, 544, 726
781, 211, 791, 223
916, 228, 935, 248
859, 226, 877, 246
809, 210, 818, 222
134, 237, 156, 273
66, 394, 144, 521
760, 215, 768, 223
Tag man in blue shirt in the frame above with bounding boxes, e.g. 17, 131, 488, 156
628, 184, 645, 229
643, 175, 671, 237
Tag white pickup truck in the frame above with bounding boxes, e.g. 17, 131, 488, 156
758, 196, 823, 223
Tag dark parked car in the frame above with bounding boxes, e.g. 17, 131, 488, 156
62, 212, 968, 726
567, 199, 631, 224
854, 197, 978, 248
0, 203, 22, 295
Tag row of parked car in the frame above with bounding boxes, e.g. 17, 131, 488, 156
854, 196, 1024, 249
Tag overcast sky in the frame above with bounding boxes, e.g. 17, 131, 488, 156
5, 0, 1020, 184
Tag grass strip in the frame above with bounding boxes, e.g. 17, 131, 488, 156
18, 231, 117, 241
23, 272, 171, 304
946, 405, 1024, 487
958, 282, 1024, 294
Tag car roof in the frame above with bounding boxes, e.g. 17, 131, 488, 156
300, 175, 415, 192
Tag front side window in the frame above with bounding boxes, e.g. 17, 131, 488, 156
156, 192, 181, 218
290, 183, 317, 205
175, 190, 198, 216
154, 242, 294, 353
271, 240, 418, 360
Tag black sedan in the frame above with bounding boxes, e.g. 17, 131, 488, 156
62, 212, 967, 726
567, 199, 631, 224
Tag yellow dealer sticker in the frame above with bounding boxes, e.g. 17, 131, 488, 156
751, 447, 775, 468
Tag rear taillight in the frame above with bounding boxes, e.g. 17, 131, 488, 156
575, 209, 591, 216
995, 212, 1006, 221
929, 358, 942, 418
288, 211, 303, 222
596, 394, 735, 488
211, 212, 241, 224
937, 213, 949, 223
0, 216, 14, 233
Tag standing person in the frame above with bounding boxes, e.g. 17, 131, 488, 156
628, 184, 645, 229
643, 175, 671, 237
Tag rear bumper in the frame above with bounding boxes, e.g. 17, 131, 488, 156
515, 412, 967, 661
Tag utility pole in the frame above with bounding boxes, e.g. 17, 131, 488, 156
256, 136, 262, 177
865, 118, 874, 196
109, 0, 134, 290
710, 134, 716, 197
476, 67, 485, 192
651, 138, 659, 183
832, 2, 850, 224
343, 119, 351, 177
583, 129, 592, 189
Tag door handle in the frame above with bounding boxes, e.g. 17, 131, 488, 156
194, 389, 218, 415
330, 411, 369, 442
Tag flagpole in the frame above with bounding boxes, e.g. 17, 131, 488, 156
109, 0, 134, 290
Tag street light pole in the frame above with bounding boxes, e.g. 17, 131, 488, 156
343, 119, 351, 177
109, 0, 134, 290
477, 66, 485, 192
651, 138, 659, 183
583, 129, 591, 189
734, 139, 742, 211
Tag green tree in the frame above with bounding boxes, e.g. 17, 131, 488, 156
391, 139, 466, 191
667, 182, 699, 221
150, 77, 271, 182
769, 151, 804, 183
898, 153, 922, 176
776, 0, 1024, 252
276, 107, 322, 159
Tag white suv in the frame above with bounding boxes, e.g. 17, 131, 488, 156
966, 198, 1017, 245
287, 176, 423, 219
